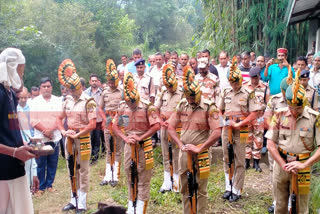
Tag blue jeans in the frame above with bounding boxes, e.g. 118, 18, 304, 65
36, 142, 59, 191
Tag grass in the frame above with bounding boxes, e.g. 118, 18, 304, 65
33, 147, 320, 214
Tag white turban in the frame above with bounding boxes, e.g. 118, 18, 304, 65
0, 48, 25, 89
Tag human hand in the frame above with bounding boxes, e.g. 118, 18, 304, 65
124, 136, 137, 144
285, 161, 306, 174
43, 129, 53, 139
266, 58, 274, 67
282, 58, 289, 67
32, 176, 40, 194
14, 146, 36, 162
183, 144, 201, 154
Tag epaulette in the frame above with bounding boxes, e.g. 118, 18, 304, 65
203, 98, 214, 107
140, 98, 152, 107
222, 87, 232, 96
65, 95, 73, 101
271, 93, 282, 99
176, 98, 188, 110
307, 106, 319, 117
274, 107, 288, 113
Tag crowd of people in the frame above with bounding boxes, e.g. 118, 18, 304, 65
0, 46, 320, 214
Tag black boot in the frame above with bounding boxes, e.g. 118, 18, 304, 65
254, 159, 262, 172
245, 159, 251, 170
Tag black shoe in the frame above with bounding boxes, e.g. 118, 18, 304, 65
268, 204, 274, 213
222, 191, 232, 200
62, 203, 76, 211
254, 159, 262, 172
100, 180, 108, 186
110, 181, 118, 187
158, 188, 170, 193
76, 209, 86, 214
245, 159, 251, 170
229, 194, 240, 202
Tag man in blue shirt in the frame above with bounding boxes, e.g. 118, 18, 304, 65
263, 48, 295, 95
125, 48, 149, 76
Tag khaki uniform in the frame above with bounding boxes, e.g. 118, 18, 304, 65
61, 93, 97, 210
305, 85, 319, 111
155, 86, 184, 191
134, 73, 155, 102
195, 72, 220, 103
113, 99, 161, 213
99, 86, 124, 182
265, 106, 320, 214
168, 97, 221, 214
243, 80, 268, 159
264, 93, 288, 183
218, 86, 260, 195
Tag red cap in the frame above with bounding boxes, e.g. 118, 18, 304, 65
277, 48, 288, 54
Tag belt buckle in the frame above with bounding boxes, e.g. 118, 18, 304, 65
287, 155, 297, 163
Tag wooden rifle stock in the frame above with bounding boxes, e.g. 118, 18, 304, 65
228, 126, 234, 196
187, 153, 197, 214
109, 122, 116, 182
66, 137, 78, 210
130, 144, 138, 213
290, 173, 299, 214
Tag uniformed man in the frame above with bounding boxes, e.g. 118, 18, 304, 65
56, 59, 97, 214
195, 57, 220, 103
168, 65, 222, 214
155, 64, 184, 193
134, 58, 156, 103
266, 72, 320, 214
112, 72, 161, 214
243, 67, 269, 172
263, 77, 290, 213
99, 59, 124, 187
218, 57, 260, 202
299, 69, 319, 111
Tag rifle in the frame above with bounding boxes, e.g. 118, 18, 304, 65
168, 134, 177, 191
290, 173, 299, 214
130, 144, 138, 213
66, 137, 78, 210
227, 124, 234, 198
109, 123, 116, 183
187, 153, 198, 214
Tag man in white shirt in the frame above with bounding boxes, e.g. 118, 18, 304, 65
149, 52, 164, 95
309, 51, 320, 88
30, 77, 62, 196
117, 55, 128, 72
216, 51, 231, 90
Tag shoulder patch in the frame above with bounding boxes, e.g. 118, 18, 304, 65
86, 98, 96, 113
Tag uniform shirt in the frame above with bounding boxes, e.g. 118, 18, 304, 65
168, 97, 221, 145
305, 85, 319, 110
216, 63, 231, 90
134, 73, 156, 101
99, 86, 123, 112
0, 84, 25, 180
155, 86, 184, 120
218, 86, 261, 117
243, 80, 269, 115
61, 92, 97, 130
114, 99, 161, 136
265, 106, 320, 154
85, 87, 103, 122
264, 93, 287, 122
263, 64, 295, 95
195, 72, 220, 102
30, 94, 62, 143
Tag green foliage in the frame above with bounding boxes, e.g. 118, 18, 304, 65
0, 0, 200, 94
195, 0, 309, 62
